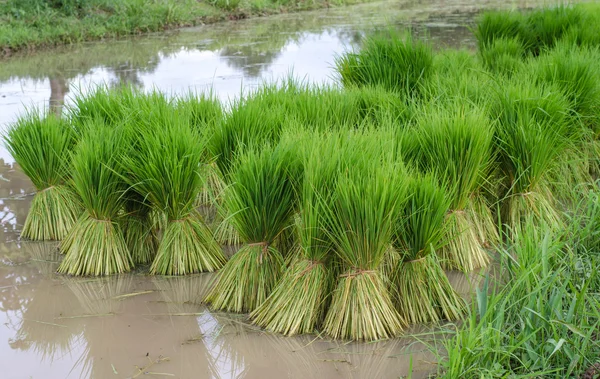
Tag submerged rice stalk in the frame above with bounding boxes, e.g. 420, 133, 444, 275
58, 124, 132, 276
121, 115, 225, 275
392, 174, 465, 324
3, 113, 80, 240
204, 144, 300, 313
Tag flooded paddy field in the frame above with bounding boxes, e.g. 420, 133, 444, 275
0, 0, 587, 378
1, 163, 484, 378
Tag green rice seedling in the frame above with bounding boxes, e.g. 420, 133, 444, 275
335, 31, 433, 97
321, 158, 407, 341
489, 76, 573, 230
250, 135, 342, 336
392, 174, 465, 324
424, 50, 491, 107
474, 11, 530, 52
204, 144, 300, 313
3, 112, 80, 240
69, 86, 176, 136
525, 5, 583, 54
404, 105, 494, 271
208, 90, 285, 178
120, 191, 158, 265
58, 123, 133, 276
479, 37, 526, 75
530, 42, 600, 136
121, 114, 225, 275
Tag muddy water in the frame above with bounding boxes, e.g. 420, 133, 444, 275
0, 0, 569, 377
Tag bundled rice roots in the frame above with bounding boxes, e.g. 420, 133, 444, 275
121, 212, 158, 265
204, 243, 284, 313
150, 213, 225, 275
439, 210, 489, 271
4, 113, 80, 240
58, 213, 132, 276
394, 255, 465, 324
324, 271, 404, 341
22, 185, 80, 241
251, 257, 329, 335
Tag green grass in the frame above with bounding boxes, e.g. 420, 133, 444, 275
437, 216, 600, 377
320, 146, 407, 341
250, 133, 342, 335
0, 0, 369, 55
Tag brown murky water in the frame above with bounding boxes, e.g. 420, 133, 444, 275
0, 0, 577, 377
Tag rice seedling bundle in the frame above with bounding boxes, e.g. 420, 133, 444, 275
250, 135, 342, 336
3, 113, 80, 240
392, 174, 465, 324
405, 106, 494, 271
335, 31, 433, 97
479, 37, 526, 75
321, 159, 407, 341
489, 77, 572, 229
69, 86, 175, 131
120, 191, 158, 265
58, 123, 133, 276
475, 6, 582, 56
204, 144, 300, 313
121, 115, 226, 275
530, 43, 600, 137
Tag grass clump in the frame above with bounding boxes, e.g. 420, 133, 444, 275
335, 31, 433, 97
58, 123, 133, 276
3, 113, 80, 240
121, 114, 225, 275
392, 174, 465, 324
204, 144, 300, 313
321, 155, 407, 341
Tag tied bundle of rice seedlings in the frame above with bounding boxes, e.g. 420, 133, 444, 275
58, 124, 133, 276
250, 136, 341, 336
122, 115, 225, 275
335, 31, 433, 97
392, 174, 465, 324
490, 77, 572, 230
406, 106, 494, 271
204, 145, 300, 313
208, 95, 285, 244
479, 37, 526, 75
530, 43, 600, 137
120, 191, 158, 265
3, 113, 80, 240
321, 161, 407, 341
